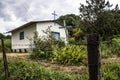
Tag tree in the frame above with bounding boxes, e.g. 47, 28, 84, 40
57, 14, 81, 27
80, 0, 112, 22
5, 35, 11, 39
96, 10, 120, 40
0, 33, 5, 39
57, 14, 85, 42
79, 0, 120, 40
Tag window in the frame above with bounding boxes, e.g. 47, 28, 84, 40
19, 31, 24, 40
52, 32, 60, 40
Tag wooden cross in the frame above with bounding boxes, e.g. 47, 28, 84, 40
52, 10, 57, 21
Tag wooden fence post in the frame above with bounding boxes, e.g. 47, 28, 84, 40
1, 39, 9, 79
87, 34, 102, 80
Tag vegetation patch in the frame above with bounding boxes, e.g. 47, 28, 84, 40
0, 60, 120, 80
52, 44, 87, 65
101, 36, 120, 58
0, 60, 88, 80
102, 63, 120, 80
0, 39, 11, 53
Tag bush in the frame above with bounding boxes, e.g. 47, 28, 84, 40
52, 44, 87, 65
30, 28, 65, 60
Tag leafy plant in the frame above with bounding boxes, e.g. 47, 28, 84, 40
30, 27, 65, 59
52, 45, 87, 65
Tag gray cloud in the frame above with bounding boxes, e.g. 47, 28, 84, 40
0, 0, 32, 21
0, 0, 84, 21
0, 1, 11, 21
0, 0, 119, 22
0, 0, 119, 33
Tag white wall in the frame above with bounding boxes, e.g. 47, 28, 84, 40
36, 22, 67, 42
12, 24, 36, 50
11, 22, 67, 52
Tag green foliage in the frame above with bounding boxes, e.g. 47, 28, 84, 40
0, 39, 11, 53
57, 14, 81, 27
57, 14, 85, 42
101, 42, 115, 58
30, 27, 65, 59
111, 36, 120, 56
0, 33, 11, 52
102, 63, 120, 80
101, 36, 120, 58
71, 28, 85, 42
79, 0, 112, 22
52, 45, 87, 65
0, 60, 88, 80
0, 33, 5, 39
96, 10, 120, 40
1, 60, 120, 80
79, 0, 120, 40
30, 27, 87, 65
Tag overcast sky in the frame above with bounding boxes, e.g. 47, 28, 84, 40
0, 0, 120, 33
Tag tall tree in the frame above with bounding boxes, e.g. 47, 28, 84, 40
79, 0, 120, 40
80, 0, 112, 22
96, 10, 120, 39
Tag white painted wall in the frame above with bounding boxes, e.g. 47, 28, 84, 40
12, 24, 36, 50
36, 22, 67, 42
11, 22, 67, 52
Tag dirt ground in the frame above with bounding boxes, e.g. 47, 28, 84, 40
0, 53, 29, 59
0, 53, 120, 74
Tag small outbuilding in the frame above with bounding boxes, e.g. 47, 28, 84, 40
9, 20, 67, 52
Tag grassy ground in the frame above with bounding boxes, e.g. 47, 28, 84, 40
0, 53, 87, 74
0, 53, 120, 75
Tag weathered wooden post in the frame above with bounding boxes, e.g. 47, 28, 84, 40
1, 39, 9, 79
87, 34, 101, 80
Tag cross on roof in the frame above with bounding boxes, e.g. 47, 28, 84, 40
52, 11, 57, 21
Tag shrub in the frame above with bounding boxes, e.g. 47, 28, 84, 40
30, 27, 65, 59
52, 44, 87, 65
